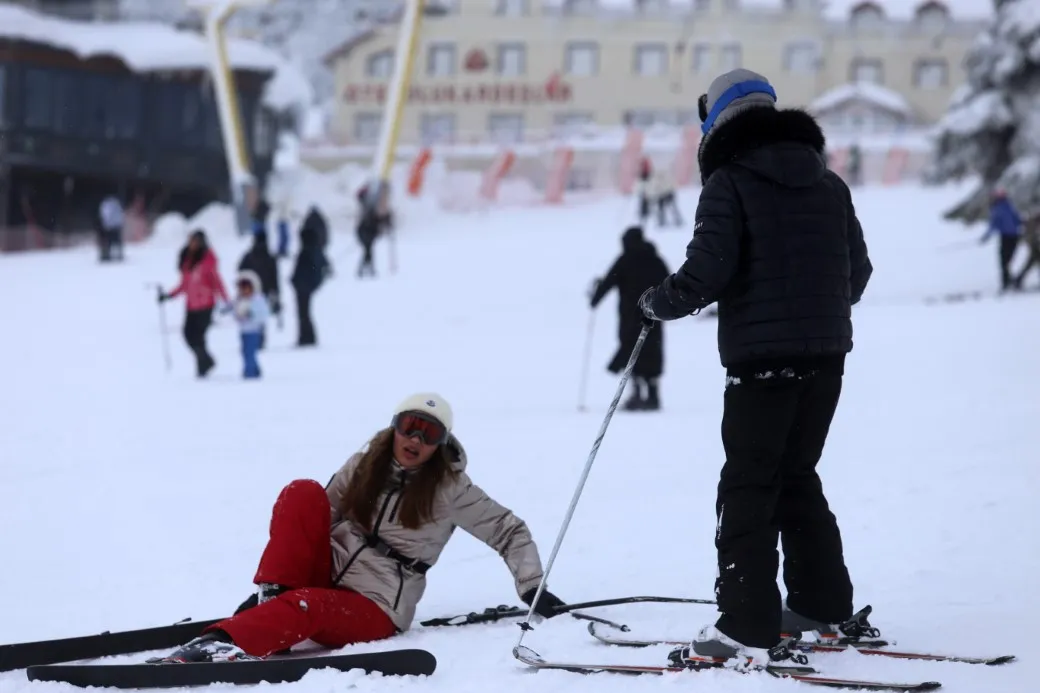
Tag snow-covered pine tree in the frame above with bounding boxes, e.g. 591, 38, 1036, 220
926, 0, 1040, 224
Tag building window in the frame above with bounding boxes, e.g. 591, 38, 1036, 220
488, 113, 525, 143
22, 67, 55, 130
693, 0, 710, 10
915, 2, 948, 31
554, 111, 595, 135
353, 112, 382, 144
420, 113, 455, 144
850, 2, 885, 29
366, 50, 394, 79
495, 0, 528, 15
850, 57, 884, 84
691, 43, 711, 73
914, 58, 948, 88
720, 43, 742, 71
624, 109, 681, 128
497, 43, 526, 77
0, 64, 6, 126
563, 0, 598, 12
426, 43, 456, 77
565, 41, 599, 76
634, 43, 668, 76
784, 41, 818, 73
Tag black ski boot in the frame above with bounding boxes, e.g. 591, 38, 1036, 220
782, 605, 881, 646
622, 378, 647, 411
644, 378, 660, 411
152, 632, 257, 664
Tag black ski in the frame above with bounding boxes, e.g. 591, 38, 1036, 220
26, 649, 436, 688
586, 623, 1015, 666
513, 645, 940, 691
0, 618, 223, 672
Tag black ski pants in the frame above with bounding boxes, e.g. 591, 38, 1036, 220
713, 370, 853, 649
295, 288, 316, 346
999, 235, 1019, 290
183, 308, 214, 376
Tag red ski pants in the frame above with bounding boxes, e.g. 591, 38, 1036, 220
207, 479, 397, 657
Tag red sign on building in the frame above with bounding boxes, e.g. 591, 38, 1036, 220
343, 73, 572, 105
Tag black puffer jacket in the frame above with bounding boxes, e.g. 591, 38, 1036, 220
649, 108, 872, 372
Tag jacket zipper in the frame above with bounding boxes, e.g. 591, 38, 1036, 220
392, 564, 404, 610
333, 485, 398, 585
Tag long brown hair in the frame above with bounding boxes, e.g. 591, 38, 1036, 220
338, 428, 458, 531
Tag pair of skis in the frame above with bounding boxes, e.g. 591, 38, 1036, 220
509, 602, 1015, 691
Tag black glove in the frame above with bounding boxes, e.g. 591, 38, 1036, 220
157, 288, 168, 304
268, 293, 282, 315
638, 287, 659, 325
587, 278, 601, 306
521, 587, 566, 619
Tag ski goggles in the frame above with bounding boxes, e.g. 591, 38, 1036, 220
391, 411, 448, 446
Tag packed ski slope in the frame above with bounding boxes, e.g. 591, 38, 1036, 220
0, 183, 1036, 693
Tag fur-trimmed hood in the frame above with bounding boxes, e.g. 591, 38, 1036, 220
699, 108, 828, 187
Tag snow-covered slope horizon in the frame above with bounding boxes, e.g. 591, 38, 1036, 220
0, 183, 1036, 693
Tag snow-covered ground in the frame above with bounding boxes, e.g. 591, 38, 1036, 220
0, 183, 1036, 693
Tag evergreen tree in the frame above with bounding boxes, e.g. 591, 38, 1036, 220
926, 0, 1040, 224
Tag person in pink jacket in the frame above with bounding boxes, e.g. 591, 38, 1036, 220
159, 230, 230, 378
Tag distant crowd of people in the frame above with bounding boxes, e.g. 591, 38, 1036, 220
153, 181, 398, 381
156, 202, 332, 380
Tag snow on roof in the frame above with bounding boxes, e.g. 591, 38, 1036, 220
809, 81, 913, 114
0, 4, 312, 111
541, 0, 992, 20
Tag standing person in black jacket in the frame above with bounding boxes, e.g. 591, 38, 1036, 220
637, 69, 874, 669
290, 220, 330, 347
590, 226, 670, 410
238, 230, 280, 348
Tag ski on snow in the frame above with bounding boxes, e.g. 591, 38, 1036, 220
513, 645, 941, 691
26, 649, 437, 689
586, 622, 1016, 666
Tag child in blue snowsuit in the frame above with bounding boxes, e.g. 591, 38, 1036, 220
229, 270, 270, 379
981, 189, 1023, 290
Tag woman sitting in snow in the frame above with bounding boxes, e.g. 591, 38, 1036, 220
159, 393, 565, 663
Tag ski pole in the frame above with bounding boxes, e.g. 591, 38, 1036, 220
514, 321, 654, 651
577, 310, 596, 412
146, 283, 173, 372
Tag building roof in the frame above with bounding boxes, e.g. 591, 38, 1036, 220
543, 0, 992, 20
809, 81, 913, 114
0, 4, 312, 110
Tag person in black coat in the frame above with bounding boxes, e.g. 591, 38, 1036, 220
355, 183, 392, 278
590, 226, 670, 411
638, 69, 874, 665
238, 230, 281, 348
290, 217, 330, 347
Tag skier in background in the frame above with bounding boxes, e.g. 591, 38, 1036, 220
636, 157, 653, 224
238, 229, 281, 348
980, 188, 1023, 291
98, 193, 125, 262
639, 69, 874, 668
159, 230, 230, 378
590, 226, 669, 411
355, 183, 392, 278
153, 393, 565, 663
651, 168, 684, 228
290, 217, 330, 347
225, 270, 270, 380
